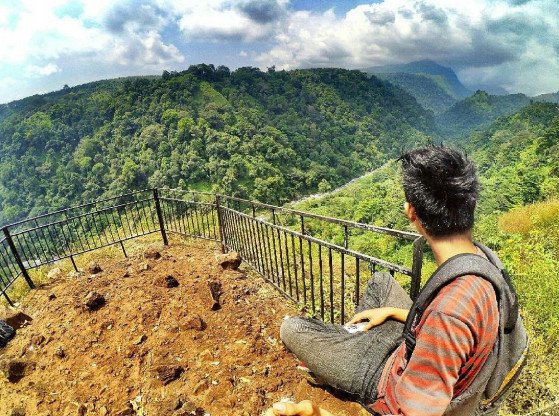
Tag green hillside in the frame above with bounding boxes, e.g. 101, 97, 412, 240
374, 73, 458, 115
0, 65, 435, 225
534, 91, 559, 104
366, 60, 471, 98
292, 102, 559, 414
365, 60, 473, 115
436, 90, 532, 138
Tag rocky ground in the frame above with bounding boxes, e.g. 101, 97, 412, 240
0, 239, 369, 416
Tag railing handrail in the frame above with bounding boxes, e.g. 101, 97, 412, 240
159, 188, 421, 241
4, 189, 153, 229
221, 206, 414, 276
1, 188, 424, 313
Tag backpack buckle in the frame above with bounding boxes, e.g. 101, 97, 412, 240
403, 331, 416, 360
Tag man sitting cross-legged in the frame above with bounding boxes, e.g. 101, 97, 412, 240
264, 146, 519, 416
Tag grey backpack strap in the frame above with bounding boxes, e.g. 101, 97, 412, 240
475, 243, 519, 332
403, 253, 503, 360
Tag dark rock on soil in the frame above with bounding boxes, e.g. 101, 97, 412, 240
217, 252, 241, 270
87, 262, 103, 275
0, 308, 32, 330
1, 360, 35, 382
182, 314, 205, 331
84, 292, 106, 311
153, 365, 184, 385
165, 275, 179, 288
207, 281, 222, 311
115, 409, 135, 416
144, 248, 161, 260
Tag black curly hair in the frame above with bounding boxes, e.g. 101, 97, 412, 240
399, 146, 479, 237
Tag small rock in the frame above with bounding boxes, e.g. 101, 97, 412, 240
48, 293, 57, 300
144, 248, 161, 260
84, 292, 105, 311
55, 347, 66, 359
198, 350, 213, 362
87, 262, 102, 275
68, 270, 84, 279
134, 335, 147, 345
182, 315, 205, 331
122, 267, 134, 278
152, 365, 184, 385
47, 268, 63, 279
77, 404, 87, 416
193, 379, 209, 394
207, 280, 222, 311
217, 252, 241, 270
115, 409, 135, 416
164, 275, 179, 288
174, 400, 206, 416
0, 308, 32, 329
10, 408, 25, 416
139, 263, 151, 272
98, 406, 108, 416
30, 334, 45, 346
122, 271, 130, 278
0, 360, 35, 382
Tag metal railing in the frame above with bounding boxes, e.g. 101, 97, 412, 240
0, 188, 425, 324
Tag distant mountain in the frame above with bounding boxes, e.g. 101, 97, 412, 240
534, 91, 559, 104
435, 90, 532, 139
366, 60, 472, 98
373, 73, 458, 115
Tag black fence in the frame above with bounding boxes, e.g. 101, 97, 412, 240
1, 189, 424, 323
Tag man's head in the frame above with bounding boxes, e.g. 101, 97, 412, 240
399, 146, 479, 238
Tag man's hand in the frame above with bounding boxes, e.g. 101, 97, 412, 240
263, 400, 335, 416
348, 307, 409, 330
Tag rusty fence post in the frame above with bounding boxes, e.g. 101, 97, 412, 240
215, 195, 227, 253
2, 227, 34, 289
153, 189, 168, 246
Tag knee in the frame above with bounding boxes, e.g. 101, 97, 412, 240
280, 317, 304, 349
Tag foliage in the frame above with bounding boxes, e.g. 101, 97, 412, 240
375, 73, 459, 115
436, 90, 532, 139
0, 66, 436, 225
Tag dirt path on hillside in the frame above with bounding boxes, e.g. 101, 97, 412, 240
0, 240, 370, 416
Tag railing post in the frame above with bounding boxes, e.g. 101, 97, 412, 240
215, 195, 226, 253
2, 227, 34, 289
343, 225, 349, 249
153, 189, 168, 246
410, 236, 425, 300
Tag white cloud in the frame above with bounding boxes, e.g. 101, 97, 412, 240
1, 0, 558, 101
109, 30, 185, 66
165, 0, 288, 42
24, 63, 61, 77
255, 0, 559, 94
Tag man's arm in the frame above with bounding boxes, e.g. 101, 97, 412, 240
348, 307, 409, 331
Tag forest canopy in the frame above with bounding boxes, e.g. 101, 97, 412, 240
0, 65, 435, 224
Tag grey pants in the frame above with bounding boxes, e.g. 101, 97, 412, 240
280, 272, 413, 404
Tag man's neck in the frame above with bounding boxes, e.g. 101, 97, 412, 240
425, 232, 478, 266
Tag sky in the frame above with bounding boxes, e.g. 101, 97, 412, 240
1, 0, 558, 104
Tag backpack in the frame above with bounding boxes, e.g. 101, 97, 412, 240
402, 243, 529, 415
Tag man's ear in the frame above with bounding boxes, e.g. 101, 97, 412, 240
404, 202, 417, 223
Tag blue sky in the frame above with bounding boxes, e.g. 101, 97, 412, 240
1, 0, 558, 103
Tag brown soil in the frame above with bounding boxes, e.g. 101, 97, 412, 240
0, 240, 369, 416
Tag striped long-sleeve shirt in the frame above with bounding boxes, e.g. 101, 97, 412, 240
370, 273, 499, 415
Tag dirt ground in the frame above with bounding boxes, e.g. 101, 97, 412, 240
0, 239, 370, 416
